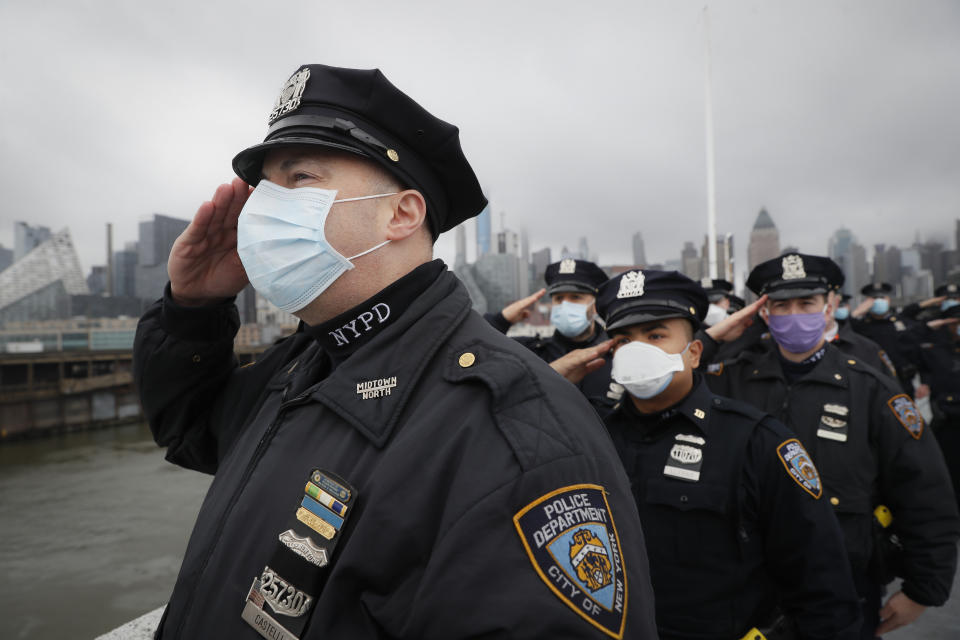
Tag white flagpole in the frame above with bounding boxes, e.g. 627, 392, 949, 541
703, 5, 718, 280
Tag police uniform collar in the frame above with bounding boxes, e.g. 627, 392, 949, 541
551, 322, 604, 348
306, 267, 471, 448
751, 343, 850, 388
621, 374, 714, 435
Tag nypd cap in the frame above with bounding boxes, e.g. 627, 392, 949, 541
747, 253, 842, 300
861, 282, 894, 297
544, 259, 608, 296
935, 283, 960, 298
232, 64, 487, 238
597, 270, 708, 332
699, 278, 734, 303
727, 294, 746, 313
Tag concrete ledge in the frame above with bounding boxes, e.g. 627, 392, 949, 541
94, 606, 164, 640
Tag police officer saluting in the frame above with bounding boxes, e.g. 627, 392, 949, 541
598, 269, 861, 639
849, 282, 920, 394
706, 253, 960, 639
134, 64, 659, 639
487, 259, 616, 406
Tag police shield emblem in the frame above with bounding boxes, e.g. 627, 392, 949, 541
559, 258, 577, 274
888, 394, 924, 439
781, 254, 806, 280
777, 439, 822, 498
514, 485, 627, 639
616, 271, 645, 299
270, 67, 310, 123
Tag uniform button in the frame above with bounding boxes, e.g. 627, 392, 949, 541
752, 369, 759, 375
713, 398, 721, 406
192, 355, 201, 363
847, 359, 856, 365
458, 352, 476, 368
680, 495, 689, 503
830, 497, 840, 506
834, 374, 842, 381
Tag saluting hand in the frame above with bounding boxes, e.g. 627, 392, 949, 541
549, 339, 615, 384
876, 590, 926, 635
501, 288, 547, 324
705, 295, 768, 344
169, 178, 252, 306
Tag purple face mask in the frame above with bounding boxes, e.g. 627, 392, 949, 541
765, 307, 827, 354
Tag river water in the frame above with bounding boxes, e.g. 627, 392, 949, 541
0, 423, 211, 639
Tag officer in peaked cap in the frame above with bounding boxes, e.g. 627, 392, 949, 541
705, 253, 960, 638
850, 282, 920, 394
596, 269, 861, 639
486, 258, 617, 408
699, 278, 736, 328
135, 64, 658, 639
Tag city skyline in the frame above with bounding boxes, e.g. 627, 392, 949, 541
1, 2, 958, 290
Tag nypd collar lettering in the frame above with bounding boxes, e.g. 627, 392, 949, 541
329, 302, 391, 347
514, 485, 627, 639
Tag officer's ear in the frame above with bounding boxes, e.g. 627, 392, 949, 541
385, 189, 428, 242
687, 339, 703, 369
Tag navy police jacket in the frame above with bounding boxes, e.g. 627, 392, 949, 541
605, 376, 861, 640
705, 343, 960, 606
134, 266, 658, 639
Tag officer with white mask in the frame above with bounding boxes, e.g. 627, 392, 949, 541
597, 269, 861, 640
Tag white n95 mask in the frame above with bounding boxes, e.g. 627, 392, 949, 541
237, 180, 395, 313
611, 341, 689, 400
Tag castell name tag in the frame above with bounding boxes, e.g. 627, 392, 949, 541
242, 469, 356, 640
663, 434, 704, 482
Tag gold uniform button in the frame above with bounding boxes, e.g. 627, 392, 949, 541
847, 360, 856, 365
834, 374, 842, 381
830, 497, 840, 506
386, 149, 400, 162
458, 352, 476, 368
192, 354, 201, 363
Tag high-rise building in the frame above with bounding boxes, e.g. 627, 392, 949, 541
0, 244, 12, 272
632, 232, 647, 267
454, 225, 467, 268
681, 241, 701, 280
475, 205, 491, 258
531, 247, 552, 287
578, 237, 590, 262
135, 214, 189, 300
112, 243, 138, 299
747, 209, 780, 273
87, 266, 108, 296
0, 229, 89, 325
873, 244, 902, 288
828, 228, 868, 299
14, 221, 52, 262
700, 233, 734, 282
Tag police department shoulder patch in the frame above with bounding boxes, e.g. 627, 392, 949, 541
514, 484, 627, 639
887, 393, 924, 439
776, 438, 822, 499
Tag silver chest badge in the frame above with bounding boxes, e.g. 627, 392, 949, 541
663, 434, 704, 482
559, 258, 577, 274
617, 271, 645, 299
269, 67, 311, 123
781, 254, 806, 280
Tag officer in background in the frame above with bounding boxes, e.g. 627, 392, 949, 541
134, 64, 658, 639
705, 253, 960, 639
700, 278, 736, 327
917, 300, 960, 507
850, 282, 919, 394
486, 259, 617, 407
598, 269, 861, 640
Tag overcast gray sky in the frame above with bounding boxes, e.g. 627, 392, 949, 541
1, 0, 958, 289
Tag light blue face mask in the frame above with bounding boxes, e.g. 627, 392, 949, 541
550, 301, 592, 338
871, 298, 890, 315
941, 299, 960, 312
237, 180, 396, 313
834, 306, 850, 321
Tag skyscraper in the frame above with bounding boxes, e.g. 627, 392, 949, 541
632, 232, 647, 266
0, 229, 89, 324
828, 228, 868, 298
747, 208, 780, 273
135, 214, 189, 300
454, 225, 467, 268
475, 205, 491, 258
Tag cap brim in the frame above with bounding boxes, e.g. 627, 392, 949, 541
547, 283, 598, 296
766, 285, 830, 300
232, 137, 369, 186
606, 309, 700, 332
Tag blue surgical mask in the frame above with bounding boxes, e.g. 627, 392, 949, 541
550, 301, 592, 338
834, 306, 850, 321
941, 299, 960, 312
871, 298, 889, 315
237, 180, 395, 313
